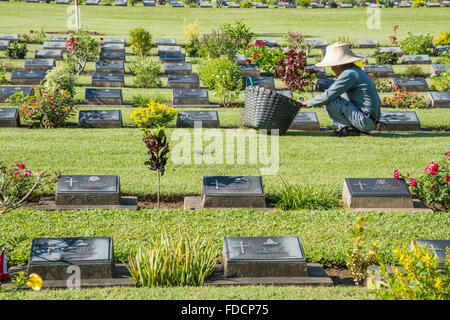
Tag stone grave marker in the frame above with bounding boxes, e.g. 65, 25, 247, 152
227, 2, 241, 7
307, 40, 329, 49
289, 112, 321, 131
398, 1, 411, 7
27, 237, 114, 280
377, 111, 421, 131
234, 54, 247, 64
202, 176, 266, 208
43, 41, 67, 52
49, 35, 69, 42
115, 0, 127, 5
164, 62, 192, 75
402, 55, 431, 64
99, 51, 126, 61
317, 77, 336, 91
172, 88, 209, 105
428, 91, 450, 108
200, 1, 212, 7
430, 64, 448, 76
79, 110, 122, 128
356, 40, 379, 48
26, 0, 40, 2
159, 53, 186, 63
243, 76, 275, 89
35, 49, 63, 61
85, 88, 123, 105
369, 3, 382, 7
434, 45, 450, 55
241, 64, 260, 77
92, 73, 125, 87
24, 58, 56, 71
0, 40, 10, 50
222, 236, 307, 278
95, 60, 125, 73
102, 37, 126, 45
379, 47, 403, 57
101, 43, 125, 53
285, 3, 297, 8
171, 0, 185, 6
256, 40, 278, 47
310, 3, 323, 8
0, 108, 19, 127
415, 239, 450, 268
86, 0, 101, 4
364, 65, 395, 77
339, 3, 353, 7
157, 45, 182, 55
425, 2, 440, 6
155, 38, 176, 46
443, 0, 450, 6
10, 70, 46, 85
255, 2, 268, 8
168, 74, 200, 89
0, 34, 19, 42
343, 178, 414, 209
306, 65, 326, 78
177, 110, 220, 128
143, 0, 156, 5
55, 0, 71, 4
0, 86, 34, 103
392, 77, 429, 92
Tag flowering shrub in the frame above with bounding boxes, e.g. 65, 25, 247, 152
44, 65, 76, 98
128, 56, 162, 88
5, 43, 28, 59
411, 0, 425, 7
7, 90, 74, 128
430, 72, 450, 92
434, 31, 450, 46
65, 30, 100, 75
19, 29, 46, 44
282, 31, 314, 57
241, 40, 285, 75
371, 241, 449, 300
130, 100, 177, 129
129, 27, 153, 57
369, 74, 392, 92
277, 49, 316, 93
374, 48, 398, 65
394, 152, 449, 211
383, 88, 425, 108
240, 0, 253, 7
400, 32, 434, 55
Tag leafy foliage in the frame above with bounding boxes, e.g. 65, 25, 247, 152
434, 31, 450, 46
5, 43, 28, 59
374, 48, 398, 65
131, 94, 170, 108
130, 100, 177, 129
44, 65, 76, 98
400, 32, 434, 55
430, 72, 450, 92
277, 49, 316, 93
19, 29, 46, 44
401, 65, 426, 78
282, 31, 314, 57
241, 40, 285, 75
65, 30, 100, 75
184, 20, 201, 57
128, 56, 162, 88
382, 88, 426, 109
129, 27, 153, 57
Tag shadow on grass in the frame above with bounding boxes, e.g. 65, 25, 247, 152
284, 130, 450, 138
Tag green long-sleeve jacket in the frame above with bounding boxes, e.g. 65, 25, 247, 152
306, 66, 381, 120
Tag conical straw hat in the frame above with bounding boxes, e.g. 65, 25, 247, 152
315, 42, 363, 67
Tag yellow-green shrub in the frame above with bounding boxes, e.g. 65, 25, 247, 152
434, 31, 450, 46
129, 100, 177, 129
412, 0, 425, 6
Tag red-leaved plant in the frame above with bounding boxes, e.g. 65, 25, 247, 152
277, 49, 316, 93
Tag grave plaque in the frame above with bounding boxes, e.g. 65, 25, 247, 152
172, 88, 209, 105
339, 3, 353, 7
24, 58, 56, 71
227, 2, 240, 7
79, 110, 122, 128
86, 0, 101, 5
402, 55, 431, 64
155, 38, 176, 46
159, 53, 186, 63
200, 1, 212, 6
306, 40, 329, 49
306, 65, 326, 78
397, 2, 411, 7
55, 0, 71, 4
99, 51, 126, 61
356, 40, 379, 48
101, 43, 125, 53
43, 41, 67, 52
241, 64, 260, 77
164, 62, 192, 75
369, 3, 382, 7
85, 88, 123, 105
0, 40, 10, 50
143, 0, 156, 5
430, 64, 448, 76
275, 90, 293, 98
255, 2, 268, 7
27, 237, 114, 280
289, 112, 320, 131
343, 178, 414, 208
379, 47, 403, 57
168, 74, 200, 89
377, 111, 421, 131
223, 236, 307, 277
202, 176, 266, 208
285, 3, 297, 8
170, 1, 184, 6
363, 65, 395, 78
102, 37, 126, 45
35, 49, 63, 61
443, 0, 450, 6
0, 108, 19, 127
392, 77, 429, 92
317, 77, 336, 91
55, 175, 121, 205
428, 91, 450, 108
95, 60, 125, 73
415, 239, 450, 268
310, 3, 323, 8
243, 76, 275, 89
10, 70, 46, 85
177, 110, 219, 128
157, 45, 182, 55
92, 73, 125, 87
0, 86, 34, 103
26, 0, 40, 2
434, 45, 450, 55
234, 54, 247, 65
115, 0, 127, 5
49, 35, 69, 42
425, 2, 440, 6
255, 40, 278, 47
0, 34, 19, 42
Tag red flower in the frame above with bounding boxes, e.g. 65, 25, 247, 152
16, 163, 26, 170
2, 169, 6, 174
100, 37, 104, 41
393, 24, 399, 29
30, 30, 34, 34
369, 74, 374, 79
445, 151, 450, 156
255, 41, 259, 46
24, 171, 31, 178
253, 55, 259, 59
446, 176, 450, 183
410, 178, 417, 187
394, 170, 400, 179
246, 58, 251, 63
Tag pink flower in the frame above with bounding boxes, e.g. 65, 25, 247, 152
255, 41, 259, 46
410, 178, 417, 187
16, 163, 25, 170
30, 30, 34, 34
394, 170, 400, 179
100, 37, 104, 41
445, 151, 450, 156
253, 55, 259, 59
246, 58, 251, 63
393, 24, 399, 29
15, 172, 20, 177
424, 162, 439, 173
2, 169, 6, 174
430, 171, 437, 176
24, 171, 31, 177
446, 176, 450, 183
369, 74, 374, 79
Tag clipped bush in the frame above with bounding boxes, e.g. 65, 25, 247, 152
132, 94, 170, 108
19, 29, 46, 44
240, 0, 253, 7
184, 20, 201, 57
129, 27, 153, 57
401, 65, 426, 78
277, 49, 316, 92
400, 32, 434, 55
5, 43, 28, 59
430, 72, 450, 92
297, 0, 311, 7
0, 65, 7, 85
434, 31, 450, 46
44, 65, 76, 98
374, 48, 398, 65
129, 100, 177, 129
383, 88, 425, 108
411, 0, 425, 6
128, 56, 162, 88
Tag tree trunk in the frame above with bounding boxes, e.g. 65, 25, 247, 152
157, 169, 161, 210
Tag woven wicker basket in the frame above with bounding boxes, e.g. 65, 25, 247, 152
242, 86, 301, 135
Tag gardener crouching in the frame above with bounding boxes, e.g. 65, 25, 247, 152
298, 42, 381, 137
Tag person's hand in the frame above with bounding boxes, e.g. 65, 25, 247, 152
298, 99, 307, 108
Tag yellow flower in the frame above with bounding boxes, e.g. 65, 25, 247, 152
434, 277, 443, 290
27, 273, 43, 291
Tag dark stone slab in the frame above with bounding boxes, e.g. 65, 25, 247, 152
26, 0, 40, 2
115, 0, 127, 5
10, 70, 46, 85
56, 0, 71, 4
86, 0, 101, 4
234, 54, 247, 65
364, 65, 395, 78
306, 65, 326, 78
343, 178, 414, 208
101, 43, 125, 53
243, 76, 275, 89
24, 58, 56, 71
27, 237, 114, 280
155, 38, 176, 46
223, 236, 307, 278
227, 2, 240, 7
200, 1, 212, 7
172, 88, 209, 105
159, 53, 186, 63
157, 45, 182, 55
397, 2, 411, 7
284, 3, 297, 7
0, 34, 19, 42
49, 35, 69, 42
176, 110, 219, 128
0, 40, 10, 50
102, 37, 126, 45
434, 45, 450, 55
202, 176, 266, 208
415, 239, 450, 268
0, 108, 19, 127
99, 51, 126, 61
377, 111, 421, 131
289, 112, 320, 131
164, 62, 192, 75
35, 49, 63, 61
255, 40, 278, 47
255, 2, 268, 8
43, 41, 67, 52
307, 40, 329, 49
79, 110, 122, 128
317, 77, 336, 91
95, 60, 125, 73
443, 0, 450, 6
241, 64, 260, 77
168, 74, 199, 88
430, 64, 448, 76
356, 40, 379, 48
369, 3, 382, 7
143, 0, 156, 5
379, 47, 403, 57
85, 88, 123, 105
426, 2, 440, 6
392, 77, 428, 92
55, 175, 121, 205
0, 86, 34, 103
339, 3, 353, 7
92, 73, 124, 87
275, 90, 293, 98
402, 55, 431, 65
428, 91, 450, 108
170, 1, 184, 6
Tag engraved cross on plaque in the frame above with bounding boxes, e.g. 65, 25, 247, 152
65, 177, 78, 188
232, 241, 250, 254
355, 181, 367, 190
